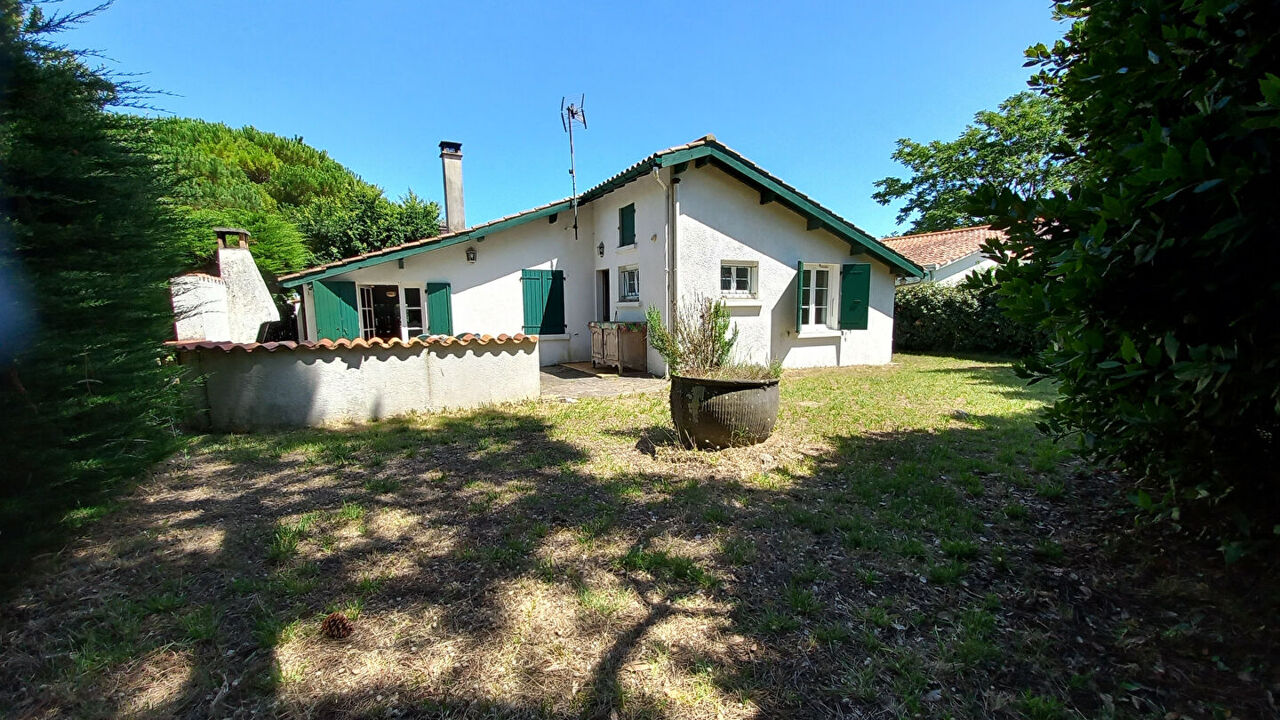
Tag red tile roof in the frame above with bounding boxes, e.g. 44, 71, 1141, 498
881, 225, 1005, 269
168, 333, 536, 353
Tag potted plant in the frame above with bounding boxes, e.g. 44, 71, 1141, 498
646, 297, 782, 448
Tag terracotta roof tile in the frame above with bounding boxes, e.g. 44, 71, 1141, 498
168, 333, 537, 353
881, 225, 1005, 269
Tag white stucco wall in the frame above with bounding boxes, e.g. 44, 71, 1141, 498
170, 274, 231, 342
591, 168, 672, 373
932, 254, 997, 285
218, 246, 280, 342
675, 165, 896, 368
303, 209, 596, 367
181, 339, 539, 430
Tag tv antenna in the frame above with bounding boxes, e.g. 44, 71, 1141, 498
560, 95, 588, 241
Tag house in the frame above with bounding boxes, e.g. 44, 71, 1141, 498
881, 225, 1005, 286
279, 136, 924, 374
170, 228, 280, 343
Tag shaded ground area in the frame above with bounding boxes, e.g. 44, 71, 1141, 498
540, 364, 667, 400
1, 355, 1276, 719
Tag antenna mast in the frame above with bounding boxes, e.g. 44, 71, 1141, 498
560, 95, 587, 241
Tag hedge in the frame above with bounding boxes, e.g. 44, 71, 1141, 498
893, 282, 1039, 355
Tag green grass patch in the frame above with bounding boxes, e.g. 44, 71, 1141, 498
618, 547, 716, 589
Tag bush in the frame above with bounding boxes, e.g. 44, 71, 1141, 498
893, 282, 1039, 355
977, 0, 1280, 542
0, 3, 184, 579
646, 297, 780, 379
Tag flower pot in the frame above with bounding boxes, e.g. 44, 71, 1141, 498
669, 374, 780, 448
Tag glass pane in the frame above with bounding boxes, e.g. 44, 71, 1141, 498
721, 275, 732, 292
721, 266, 732, 281
406, 309, 422, 327
815, 269, 829, 290
736, 266, 749, 288
801, 287, 810, 307
814, 288, 828, 308
815, 306, 827, 325
403, 287, 421, 307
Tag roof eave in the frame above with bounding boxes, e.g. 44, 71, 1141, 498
659, 144, 924, 278
279, 199, 573, 287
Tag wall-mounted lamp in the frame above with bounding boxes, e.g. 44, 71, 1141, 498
596, 241, 605, 257
465, 246, 477, 263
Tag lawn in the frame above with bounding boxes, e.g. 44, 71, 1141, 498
1, 354, 1274, 718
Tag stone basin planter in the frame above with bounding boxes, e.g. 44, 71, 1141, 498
669, 374, 780, 448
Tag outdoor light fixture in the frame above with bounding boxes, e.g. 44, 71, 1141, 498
597, 241, 604, 257
465, 246, 477, 263
385, 290, 397, 298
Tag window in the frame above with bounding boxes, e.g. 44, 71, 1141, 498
720, 262, 756, 297
800, 266, 831, 327
402, 287, 423, 338
618, 203, 636, 247
619, 266, 640, 302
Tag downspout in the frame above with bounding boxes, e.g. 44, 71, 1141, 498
652, 164, 679, 378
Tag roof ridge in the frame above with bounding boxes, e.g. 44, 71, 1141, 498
280, 134, 924, 284
882, 224, 996, 242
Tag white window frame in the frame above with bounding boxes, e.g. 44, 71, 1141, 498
720, 261, 757, 298
358, 283, 426, 341
800, 263, 839, 330
400, 286, 423, 340
618, 265, 640, 302
357, 285, 376, 340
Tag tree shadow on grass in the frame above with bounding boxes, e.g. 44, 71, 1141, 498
5, 393, 1231, 719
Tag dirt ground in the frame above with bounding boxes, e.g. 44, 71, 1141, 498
1, 355, 1276, 719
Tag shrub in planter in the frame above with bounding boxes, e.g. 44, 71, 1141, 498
646, 298, 781, 448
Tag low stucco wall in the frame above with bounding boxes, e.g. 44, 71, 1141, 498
176, 335, 539, 430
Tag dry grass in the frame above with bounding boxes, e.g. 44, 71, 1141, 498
1, 354, 1275, 719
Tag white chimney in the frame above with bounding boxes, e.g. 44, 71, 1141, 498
439, 141, 465, 233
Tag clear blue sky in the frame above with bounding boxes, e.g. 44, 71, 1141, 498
60, 1, 1064, 237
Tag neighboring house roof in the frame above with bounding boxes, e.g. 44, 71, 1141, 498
279, 135, 924, 287
881, 225, 1005, 270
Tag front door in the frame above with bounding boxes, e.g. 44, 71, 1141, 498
597, 269, 610, 322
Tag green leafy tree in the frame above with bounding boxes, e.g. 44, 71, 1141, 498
0, 2, 185, 576
873, 92, 1077, 233
976, 1, 1280, 545
149, 117, 441, 275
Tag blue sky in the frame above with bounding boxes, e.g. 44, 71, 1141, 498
60, 1, 1064, 237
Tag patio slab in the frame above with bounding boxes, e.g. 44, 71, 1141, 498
540, 363, 667, 400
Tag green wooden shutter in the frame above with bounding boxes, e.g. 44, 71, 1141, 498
544, 270, 566, 333
521, 269, 566, 334
425, 282, 453, 336
521, 269, 545, 334
313, 280, 359, 340
619, 204, 636, 246
839, 263, 871, 330
794, 261, 806, 332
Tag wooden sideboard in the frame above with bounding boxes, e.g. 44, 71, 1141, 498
589, 322, 648, 375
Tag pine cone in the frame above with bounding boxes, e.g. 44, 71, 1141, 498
321, 612, 353, 639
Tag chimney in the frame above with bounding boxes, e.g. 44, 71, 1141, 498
439, 141, 465, 233
213, 227, 251, 249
